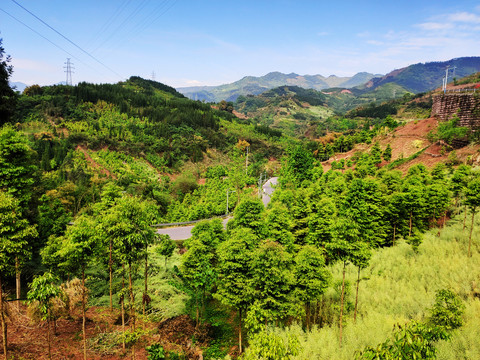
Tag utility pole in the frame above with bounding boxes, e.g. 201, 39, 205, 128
245, 146, 249, 175
64, 58, 74, 86
258, 173, 266, 199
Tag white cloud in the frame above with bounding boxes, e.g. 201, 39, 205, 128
367, 40, 384, 45
417, 22, 454, 31
449, 11, 480, 23
12, 58, 56, 72
356, 31, 370, 38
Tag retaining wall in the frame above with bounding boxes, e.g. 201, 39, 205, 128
432, 93, 480, 128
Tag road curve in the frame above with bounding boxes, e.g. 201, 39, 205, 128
158, 177, 278, 240
262, 177, 278, 208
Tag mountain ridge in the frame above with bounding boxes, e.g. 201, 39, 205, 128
178, 71, 381, 102
178, 56, 480, 103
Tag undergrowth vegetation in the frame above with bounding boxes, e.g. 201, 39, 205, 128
251, 215, 480, 360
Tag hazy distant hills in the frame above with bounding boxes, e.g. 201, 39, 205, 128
178, 71, 381, 102
178, 57, 480, 103
9, 81, 28, 93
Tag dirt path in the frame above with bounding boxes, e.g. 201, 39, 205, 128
76, 145, 117, 179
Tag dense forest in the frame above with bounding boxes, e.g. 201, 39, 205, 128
1, 38, 480, 360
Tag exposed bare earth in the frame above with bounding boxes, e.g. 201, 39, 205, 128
3, 304, 210, 360
322, 117, 480, 173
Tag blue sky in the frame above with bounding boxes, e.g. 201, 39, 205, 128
2, 0, 480, 88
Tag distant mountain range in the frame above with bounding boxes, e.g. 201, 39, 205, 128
178, 72, 381, 102
178, 57, 480, 103
9, 81, 28, 93
359, 56, 480, 94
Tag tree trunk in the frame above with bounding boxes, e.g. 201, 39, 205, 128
238, 308, 242, 354
468, 210, 476, 257
305, 302, 310, 331
0, 274, 8, 360
195, 296, 199, 329
109, 239, 113, 311
409, 211, 413, 236
82, 267, 87, 360
463, 206, 467, 230
128, 262, 135, 360
143, 247, 148, 329
354, 267, 361, 322
47, 317, 52, 360
15, 256, 21, 311
121, 265, 125, 351
393, 224, 396, 246
339, 261, 346, 346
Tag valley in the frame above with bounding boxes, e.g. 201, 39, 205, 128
2, 36, 480, 360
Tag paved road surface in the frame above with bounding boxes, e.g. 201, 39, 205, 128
262, 177, 278, 208
157, 217, 230, 240
157, 177, 278, 240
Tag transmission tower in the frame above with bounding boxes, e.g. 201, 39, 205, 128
151, 71, 156, 81
64, 58, 74, 85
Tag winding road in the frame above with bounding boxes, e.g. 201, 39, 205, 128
156, 177, 278, 240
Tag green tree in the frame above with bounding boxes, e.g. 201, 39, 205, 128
156, 234, 176, 269
0, 38, 16, 125
371, 141, 382, 166
37, 193, 72, 241
293, 245, 331, 330
351, 244, 372, 322
425, 181, 450, 227
340, 178, 385, 247
215, 228, 259, 352
306, 196, 336, 247
181, 238, 216, 327
465, 177, 480, 257
382, 144, 392, 162
101, 195, 158, 350
0, 126, 38, 208
44, 215, 97, 360
0, 190, 37, 358
402, 176, 428, 236
265, 204, 295, 252
450, 164, 471, 210
428, 289, 465, 331
328, 178, 382, 345
190, 218, 225, 252
282, 145, 314, 185
27, 272, 61, 360
356, 321, 450, 360
246, 240, 297, 332
94, 183, 124, 311
229, 198, 266, 237
384, 192, 408, 246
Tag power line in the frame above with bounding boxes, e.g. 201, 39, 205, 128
90, 0, 132, 46
0, 7, 92, 70
91, 0, 151, 53
136, 0, 178, 34
11, 0, 124, 80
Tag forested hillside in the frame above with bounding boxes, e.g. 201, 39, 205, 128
2, 37, 480, 360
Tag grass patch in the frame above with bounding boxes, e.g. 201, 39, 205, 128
387, 147, 427, 169
270, 214, 480, 359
